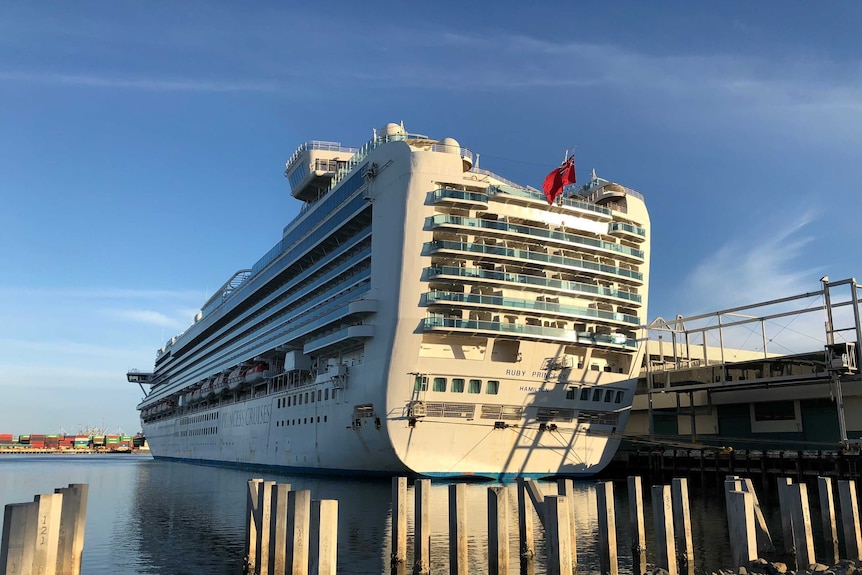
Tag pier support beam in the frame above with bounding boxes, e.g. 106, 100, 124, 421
391, 477, 407, 566
449, 484, 467, 575
269, 483, 291, 575
413, 479, 430, 575
1, 502, 37, 575
627, 476, 647, 575
838, 479, 862, 561
54, 483, 88, 575
672, 478, 694, 574
309, 499, 338, 575
727, 490, 757, 569
817, 476, 840, 565
286, 489, 311, 575
32, 492, 63, 575
790, 483, 815, 570
516, 478, 535, 561
245, 478, 263, 571
488, 486, 509, 575
255, 481, 275, 575
545, 496, 572, 575
651, 484, 677, 575
596, 481, 618, 575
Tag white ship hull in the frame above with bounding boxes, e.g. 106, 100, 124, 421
134, 123, 650, 480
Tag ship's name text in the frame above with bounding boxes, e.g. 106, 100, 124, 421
227, 405, 271, 427
505, 369, 549, 378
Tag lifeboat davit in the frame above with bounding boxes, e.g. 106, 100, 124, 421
227, 367, 245, 391
212, 372, 229, 395
244, 362, 270, 385
200, 379, 214, 399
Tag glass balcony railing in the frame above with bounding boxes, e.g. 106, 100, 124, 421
425, 240, 643, 282
609, 222, 646, 238
422, 317, 638, 349
423, 291, 640, 325
427, 215, 644, 260
488, 185, 615, 216
432, 189, 489, 204
425, 266, 642, 303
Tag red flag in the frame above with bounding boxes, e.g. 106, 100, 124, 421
542, 156, 576, 205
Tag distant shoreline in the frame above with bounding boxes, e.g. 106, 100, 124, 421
0, 448, 151, 455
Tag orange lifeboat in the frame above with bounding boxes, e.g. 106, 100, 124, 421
244, 362, 269, 384
227, 367, 245, 391
212, 372, 229, 395
200, 379, 214, 399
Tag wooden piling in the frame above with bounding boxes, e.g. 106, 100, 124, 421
556, 478, 577, 564
391, 477, 407, 565
413, 479, 430, 575
727, 490, 757, 569
817, 476, 840, 565
287, 489, 311, 575
516, 478, 535, 560
670, 477, 693, 573
269, 483, 291, 575
245, 478, 264, 571
627, 476, 647, 574
838, 479, 862, 561
596, 481, 618, 575
1, 502, 37, 575
488, 486, 509, 575
544, 496, 572, 575
54, 483, 88, 575
651, 484, 677, 575
309, 499, 338, 575
256, 481, 275, 575
449, 484, 467, 575
776, 477, 795, 554
789, 482, 815, 570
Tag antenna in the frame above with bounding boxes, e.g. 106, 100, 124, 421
475, 153, 480, 169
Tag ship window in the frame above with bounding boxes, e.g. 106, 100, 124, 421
298, 395, 302, 405
580, 388, 590, 401
604, 390, 613, 402
318, 390, 322, 401
304, 418, 307, 424
615, 391, 624, 403
288, 397, 292, 407
325, 389, 329, 400
433, 377, 447, 392
592, 389, 602, 401
452, 378, 465, 393
311, 392, 315, 403
486, 380, 500, 395
753, 401, 796, 421
566, 387, 576, 400
333, 389, 337, 401
590, 364, 600, 371
414, 376, 428, 392
305, 392, 309, 403
468, 379, 482, 394
324, 415, 327, 422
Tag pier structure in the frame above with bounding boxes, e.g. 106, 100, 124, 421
623, 277, 862, 459
0, 483, 88, 575
242, 475, 862, 575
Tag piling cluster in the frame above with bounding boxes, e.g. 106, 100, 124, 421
244, 478, 338, 575
0, 483, 88, 575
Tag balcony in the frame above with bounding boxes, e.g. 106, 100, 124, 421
427, 215, 644, 261
423, 291, 640, 326
425, 266, 643, 304
425, 241, 643, 284
422, 317, 638, 349
608, 222, 647, 243
431, 189, 489, 210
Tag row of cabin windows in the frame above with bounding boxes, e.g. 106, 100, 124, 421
276, 415, 328, 426
276, 388, 337, 409
566, 387, 625, 404
415, 376, 499, 395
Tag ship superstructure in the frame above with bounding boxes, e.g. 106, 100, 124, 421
129, 123, 651, 479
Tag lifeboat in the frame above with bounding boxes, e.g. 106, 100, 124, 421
190, 387, 202, 402
244, 362, 270, 385
212, 372, 229, 395
227, 367, 246, 391
200, 379, 214, 399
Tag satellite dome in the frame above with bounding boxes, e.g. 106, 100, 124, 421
381, 123, 405, 137
439, 137, 460, 153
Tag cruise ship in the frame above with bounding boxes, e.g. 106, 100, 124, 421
128, 123, 651, 479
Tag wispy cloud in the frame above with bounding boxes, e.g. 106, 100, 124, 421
0, 286, 203, 301
676, 208, 821, 314
106, 309, 187, 328
0, 71, 279, 92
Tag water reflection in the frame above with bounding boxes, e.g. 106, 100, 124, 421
1, 455, 823, 575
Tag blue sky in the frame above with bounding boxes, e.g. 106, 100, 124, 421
1, 2, 861, 436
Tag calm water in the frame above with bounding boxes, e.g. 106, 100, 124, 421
0, 454, 827, 574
